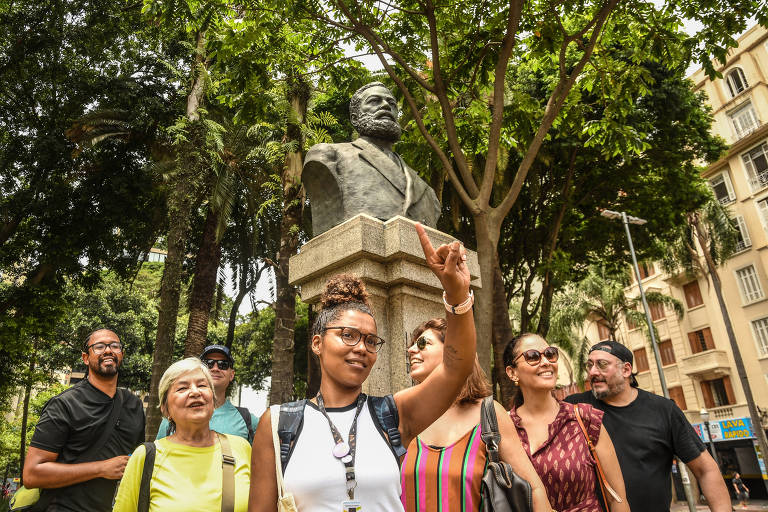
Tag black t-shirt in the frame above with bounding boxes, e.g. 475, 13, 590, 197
30, 379, 145, 512
565, 389, 705, 512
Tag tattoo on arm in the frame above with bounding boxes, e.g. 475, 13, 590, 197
443, 345, 462, 369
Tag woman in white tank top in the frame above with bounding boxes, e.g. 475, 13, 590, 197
248, 223, 477, 512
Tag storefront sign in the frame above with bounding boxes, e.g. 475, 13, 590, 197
694, 417, 754, 442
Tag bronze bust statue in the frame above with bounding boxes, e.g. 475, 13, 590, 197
302, 82, 441, 235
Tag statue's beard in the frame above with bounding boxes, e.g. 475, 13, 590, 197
354, 112, 401, 142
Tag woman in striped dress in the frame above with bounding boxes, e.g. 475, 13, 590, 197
400, 318, 552, 512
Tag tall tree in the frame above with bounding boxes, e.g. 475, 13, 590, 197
293, 0, 765, 374
661, 195, 768, 485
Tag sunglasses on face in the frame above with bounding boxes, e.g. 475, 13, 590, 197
203, 359, 232, 370
408, 336, 430, 351
86, 342, 123, 354
585, 359, 619, 371
514, 346, 559, 366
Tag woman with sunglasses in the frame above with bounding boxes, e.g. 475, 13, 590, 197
401, 318, 553, 512
503, 333, 630, 512
249, 223, 477, 512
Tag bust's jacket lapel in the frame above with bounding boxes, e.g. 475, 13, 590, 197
352, 138, 407, 195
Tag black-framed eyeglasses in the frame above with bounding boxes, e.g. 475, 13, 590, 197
407, 336, 429, 351
514, 346, 559, 366
323, 326, 386, 353
86, 342, 123, 354
585, 359, 619, 371
203, 359, 232, 371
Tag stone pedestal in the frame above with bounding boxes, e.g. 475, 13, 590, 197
289, 214, 481, 395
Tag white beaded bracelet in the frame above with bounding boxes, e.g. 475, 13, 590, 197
442, 290, 474, 315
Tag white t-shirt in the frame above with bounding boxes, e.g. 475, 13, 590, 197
283, 398, 405, 512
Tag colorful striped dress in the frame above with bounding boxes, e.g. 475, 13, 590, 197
400, 424, 488, 512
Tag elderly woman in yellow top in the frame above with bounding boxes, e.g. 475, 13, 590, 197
113, 357, 251, 511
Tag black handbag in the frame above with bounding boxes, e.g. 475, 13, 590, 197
479, 396, 533, 512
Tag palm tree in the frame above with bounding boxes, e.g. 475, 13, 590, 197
548, 264, 683, 387
661, 195, 768, 481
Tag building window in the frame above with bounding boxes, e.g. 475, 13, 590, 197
597, 322, 611, 341
725, 67, 749, 97
649, 301, 666, 321
743, 141, 768, 192
710, 171, 736, 204
736, 265, 764, 303
683, 281, 704, 308
752, 316, 768, 357
659, 339, 676, 366
669, 386, 687, 410
700, 376, 735, 408
733, 215, 752, 252
730, 101, 760, 140
625, 312, 639, 330
758, 198, 768, 235
637, 261, 654, 280
634, 348, 650, 372
688, 327, 715, 354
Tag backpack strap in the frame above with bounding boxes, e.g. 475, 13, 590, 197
217, 433, 235, 512
138, 442, 156, 512
277, 399, 307, 473
235, 406, 254, 443
369, 395, 406, 459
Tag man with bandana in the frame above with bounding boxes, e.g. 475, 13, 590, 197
22, 329, 145, 511
303, 82, 441, 236
565, 340, 730, 512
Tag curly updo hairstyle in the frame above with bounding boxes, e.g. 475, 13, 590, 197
312, 274, 375, 336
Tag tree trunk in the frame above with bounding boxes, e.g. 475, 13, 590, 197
472, 212, 500, 375
695, 217, 768, 482
184, 207, 222, 357
268, 78, 309, 405
145, 28, 208, 440
492, 259, 515, 407
18, 357, 34, 486
306, 306, 321, 398
145, 179, 196, 440
537, 276, 556, 338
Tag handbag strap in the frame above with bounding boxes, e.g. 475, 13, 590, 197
217, 432, 235, 512
572, 404, 622, 506
479, 395, 501, 463
270, 404, 288, 499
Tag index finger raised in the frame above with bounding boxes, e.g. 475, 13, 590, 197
415, 223, 437, 261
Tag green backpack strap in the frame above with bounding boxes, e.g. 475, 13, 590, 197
138, 442, 156, 512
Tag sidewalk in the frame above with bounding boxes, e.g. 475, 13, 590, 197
670, 500, 768, 511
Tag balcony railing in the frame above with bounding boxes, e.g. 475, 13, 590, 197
749, 169, 768, 192
735, 239, 751, 252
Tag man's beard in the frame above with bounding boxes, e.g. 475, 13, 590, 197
90, 355, 120, 377
354, 112, 401, 142
591, 377, 625, 400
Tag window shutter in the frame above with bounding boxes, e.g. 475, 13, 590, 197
700, 380, 715, 409
688, 332, 699, 353
723, 376, 736, 405
703, 327, 715, 350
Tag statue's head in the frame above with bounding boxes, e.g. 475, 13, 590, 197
350, 82, 402, 142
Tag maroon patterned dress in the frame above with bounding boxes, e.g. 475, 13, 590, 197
509, 401, 604, 512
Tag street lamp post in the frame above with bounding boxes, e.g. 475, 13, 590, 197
601, 209, 698, 512
700, 409, 720, 468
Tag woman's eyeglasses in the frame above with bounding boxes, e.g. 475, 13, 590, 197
323, 326, 386, 353
514, 346, 559, 366
203, 359, 232, 370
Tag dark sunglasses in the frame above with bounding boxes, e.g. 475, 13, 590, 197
203, 359, 232, 370
514, 346, 559, 366
408, 335, 429, 351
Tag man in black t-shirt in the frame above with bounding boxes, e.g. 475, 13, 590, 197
565, 340, 730, 512
23, 329, 145, 511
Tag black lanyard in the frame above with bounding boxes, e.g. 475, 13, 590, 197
316, 392, 367, 500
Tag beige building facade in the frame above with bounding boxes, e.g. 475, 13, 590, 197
581, 25, 768, 490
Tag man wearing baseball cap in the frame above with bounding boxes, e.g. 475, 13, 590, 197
565, 340, 730, 512
155, 344, 258, 442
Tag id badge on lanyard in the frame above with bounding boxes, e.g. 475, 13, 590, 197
341, 500, 362, 512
